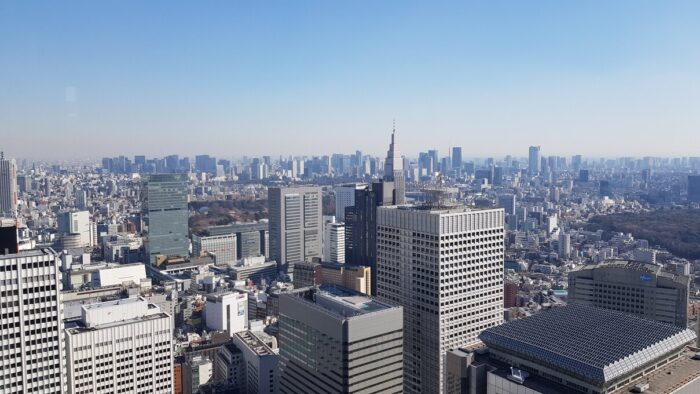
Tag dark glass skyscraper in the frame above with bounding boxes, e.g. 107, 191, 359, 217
142, 173, 189, 264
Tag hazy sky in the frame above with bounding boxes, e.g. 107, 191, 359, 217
1, 1, 699, 160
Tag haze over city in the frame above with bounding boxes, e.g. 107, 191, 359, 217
2, 0, 699, 159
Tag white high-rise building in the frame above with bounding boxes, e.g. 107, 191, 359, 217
64, 297, 173, 394
0, 153, 17, 217
268, 186, 322, 268
205, 292, 248, 336
334, 183, 366, 221
323, 221, 345, 263
0, 248, 67, 394
377, 204, 505, 394
57, 210, 93, 247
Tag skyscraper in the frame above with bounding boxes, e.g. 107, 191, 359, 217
279, 285, 403, 394
323, 221, 345, 263
142, 174, 190, 264
376, 201, 505, 394
268, 186, 322, 270
333, 183, 365, 222
0, 153, 18, 217
451, 146, 462, 171
528, 145, 541, 177
383, 126, 405, 204
0, 248, 67, 393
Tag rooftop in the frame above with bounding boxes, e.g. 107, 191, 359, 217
479, 304, 696, 386
574, 259, 690, 285
313, 284, 395, 317
234, 331, 275, 356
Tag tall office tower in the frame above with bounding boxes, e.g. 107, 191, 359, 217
142, 174, 189, 264
192, 233, 237, 265
75, 189, 88, 210
528, 145, 541, 177
572, 154, 582, 172
323, 221, 345, 263
65, 298, 173, 394
334, 183, 365, 222
268, 186, 322, 270
57, 210, 93, 247
558, 232, 571, 260
0, 153, 18, 217
497, 194, 516, 215
279, 285, 404, 394
376, 201, 505, 394
428, 149, 439, 172
0, 249, 67, 393
383, 128, 405, 204
347, 181, 395, 295
452, 147, 463, 171
569, 260, 689, 327
688, 175, 700, 202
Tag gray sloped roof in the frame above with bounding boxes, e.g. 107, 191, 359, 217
479, 304, 696, 385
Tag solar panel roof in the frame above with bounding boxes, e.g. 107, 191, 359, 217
478, 304, 696, 385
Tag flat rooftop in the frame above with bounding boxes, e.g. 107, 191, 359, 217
574, 259, 689, 285
234, 331, 274, 356
315, 284, 394, 316
614, 349, 700, 393
82, 296, 143, 311
479, 304, 697, 386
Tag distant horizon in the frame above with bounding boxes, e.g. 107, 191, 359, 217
2, 1, 699, 158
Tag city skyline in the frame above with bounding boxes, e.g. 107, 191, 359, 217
2, 1, 699, 158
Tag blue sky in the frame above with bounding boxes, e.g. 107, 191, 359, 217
1, 1, 698, 159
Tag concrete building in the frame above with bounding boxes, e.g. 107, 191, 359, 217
207, 222, 269, 260
477, 304, 698, 394
268, 186, 322, 270
528, 146, 541, 177
0, 153, 17, 217
232, 331, 279, 394
205, 292, 249, 336
58, 210, 93, 247
383, 128, 405, 204
558, 232, 571, 260
102, 233, 142, 263
96, 262, 147, 287
0, 248, 67, 393
377, 203, 505, 394
279, 285, 403, 394
497, 194, 516, 215
334, 183, 365, 222
568, 260, 689, 327
452, 147, 463, 171
292, 261, 372, 295
64, 297, 173, 394
182, 356, 212, 394
192, 233, 237, 265
323, 221, 345, 263
142, 174, 189, 264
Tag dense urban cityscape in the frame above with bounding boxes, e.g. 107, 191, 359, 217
1, 131, 700, 393
3, 1, 700, 394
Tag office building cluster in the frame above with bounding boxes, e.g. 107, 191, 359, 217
1, 136, 700, 394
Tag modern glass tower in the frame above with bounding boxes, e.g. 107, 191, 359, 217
142, 173, 189, 264
0, 152, 17, 217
